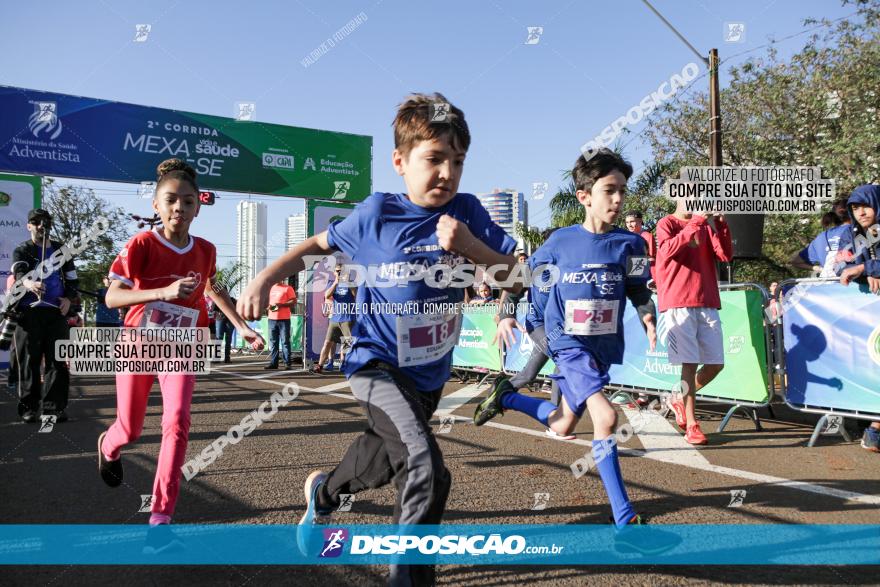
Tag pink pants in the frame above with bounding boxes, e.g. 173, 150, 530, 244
102, 373, 195, 519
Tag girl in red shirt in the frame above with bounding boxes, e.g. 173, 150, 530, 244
97, 159, 264, 534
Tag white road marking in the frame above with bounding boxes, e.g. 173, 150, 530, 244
435, 384, 485, 418
224, 373, 880, 505
620, 405, 711, 468
312, 381, 353, 393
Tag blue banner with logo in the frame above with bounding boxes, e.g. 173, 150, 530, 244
0, 86, 371, 201
782, 281, 880, 416
1, 524, 877, 565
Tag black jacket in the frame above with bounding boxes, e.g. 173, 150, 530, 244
12, 238, 80, 310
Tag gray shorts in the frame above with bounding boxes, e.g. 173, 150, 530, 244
325, 320, 353, 343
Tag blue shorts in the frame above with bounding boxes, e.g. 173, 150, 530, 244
548, 348, 610, 417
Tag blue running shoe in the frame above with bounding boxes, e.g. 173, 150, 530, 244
613, 514, 681, 556
297, 470, 332, 555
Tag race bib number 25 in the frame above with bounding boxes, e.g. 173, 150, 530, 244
564, 299, 619, 336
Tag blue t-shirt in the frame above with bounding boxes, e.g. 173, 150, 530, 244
330, 283, 356, 323
95, 287, 121, 324
327, 192, 516, 391
525, 271, 551, 333
530, 225, 649, 367
799, 224, 852, 277
21, 245, 65, 309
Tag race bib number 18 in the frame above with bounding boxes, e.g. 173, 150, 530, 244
564, 299, 619, 336
141, 301, 200, 329
396, 312, 461, 367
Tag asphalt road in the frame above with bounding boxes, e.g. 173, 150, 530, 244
2, 356, 878, 586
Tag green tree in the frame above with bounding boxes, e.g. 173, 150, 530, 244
641, 0, 880, 284
213, 260, 247, 295
42, 178, 134, 320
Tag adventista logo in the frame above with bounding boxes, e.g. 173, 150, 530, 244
868, 323, 880, 367
319, 528, 348, 558
0, 192, 11, 206
28, 102, 62, 140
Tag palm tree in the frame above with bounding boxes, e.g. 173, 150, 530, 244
515, 222, 546, 252
213, 261, 247, 295
548, 159, 675, 231
627, 160, 676, 229
549, 171, 583, 228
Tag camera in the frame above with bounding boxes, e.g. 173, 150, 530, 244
0, 308, 21, 351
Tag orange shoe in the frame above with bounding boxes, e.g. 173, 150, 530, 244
669, 397, 687, 430
685, 423, 708, 445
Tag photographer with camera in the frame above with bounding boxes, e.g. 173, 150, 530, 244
11, 208, 80, 424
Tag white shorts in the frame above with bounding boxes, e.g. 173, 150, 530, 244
662, 307, 724, 365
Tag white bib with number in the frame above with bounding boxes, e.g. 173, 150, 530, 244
564, 299, 619, 336
141, 301, 200, 329
396, 312, 461, 367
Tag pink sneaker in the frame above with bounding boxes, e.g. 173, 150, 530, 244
685, 424, 708, 445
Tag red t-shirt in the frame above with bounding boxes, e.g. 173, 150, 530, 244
268, 284, 297, 320
639, 229, 657, 280
109, 230, 217, 328
639, 230, 657, 259
655, 215, 733, 312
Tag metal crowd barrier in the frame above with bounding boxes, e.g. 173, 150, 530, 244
774, 277, 877, 447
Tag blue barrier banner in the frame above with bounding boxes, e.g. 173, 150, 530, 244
1, 524, 878, 565
783, 282, 880, 415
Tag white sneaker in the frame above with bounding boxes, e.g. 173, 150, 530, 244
545, 428, 576, 441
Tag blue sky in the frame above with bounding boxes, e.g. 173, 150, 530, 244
0, 0, 854, 265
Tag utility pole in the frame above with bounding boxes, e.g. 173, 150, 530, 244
709, 48, 722, 166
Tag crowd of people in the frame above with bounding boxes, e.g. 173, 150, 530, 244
3, 92, 877, 581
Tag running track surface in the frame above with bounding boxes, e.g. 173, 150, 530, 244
2, 358, 878, 586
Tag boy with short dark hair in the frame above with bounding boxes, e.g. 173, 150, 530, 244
475, 149, 658, 531
239, 92, 519, 585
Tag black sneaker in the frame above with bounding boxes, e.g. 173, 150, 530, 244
97, 431, 123, 487
264, 363, 279, 370
473, 377, 514, 426
613, 514, 681, 555
142, 524, 185, 555
20, 410, 38, 424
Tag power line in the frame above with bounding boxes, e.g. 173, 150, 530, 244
640, 0, 709, 65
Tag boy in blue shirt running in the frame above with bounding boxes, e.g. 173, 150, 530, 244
475, 149, 657, 532
239, 93, 519, 586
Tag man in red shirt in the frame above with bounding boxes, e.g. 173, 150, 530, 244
265, 279, 297, 369
655, 202, 733, 445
